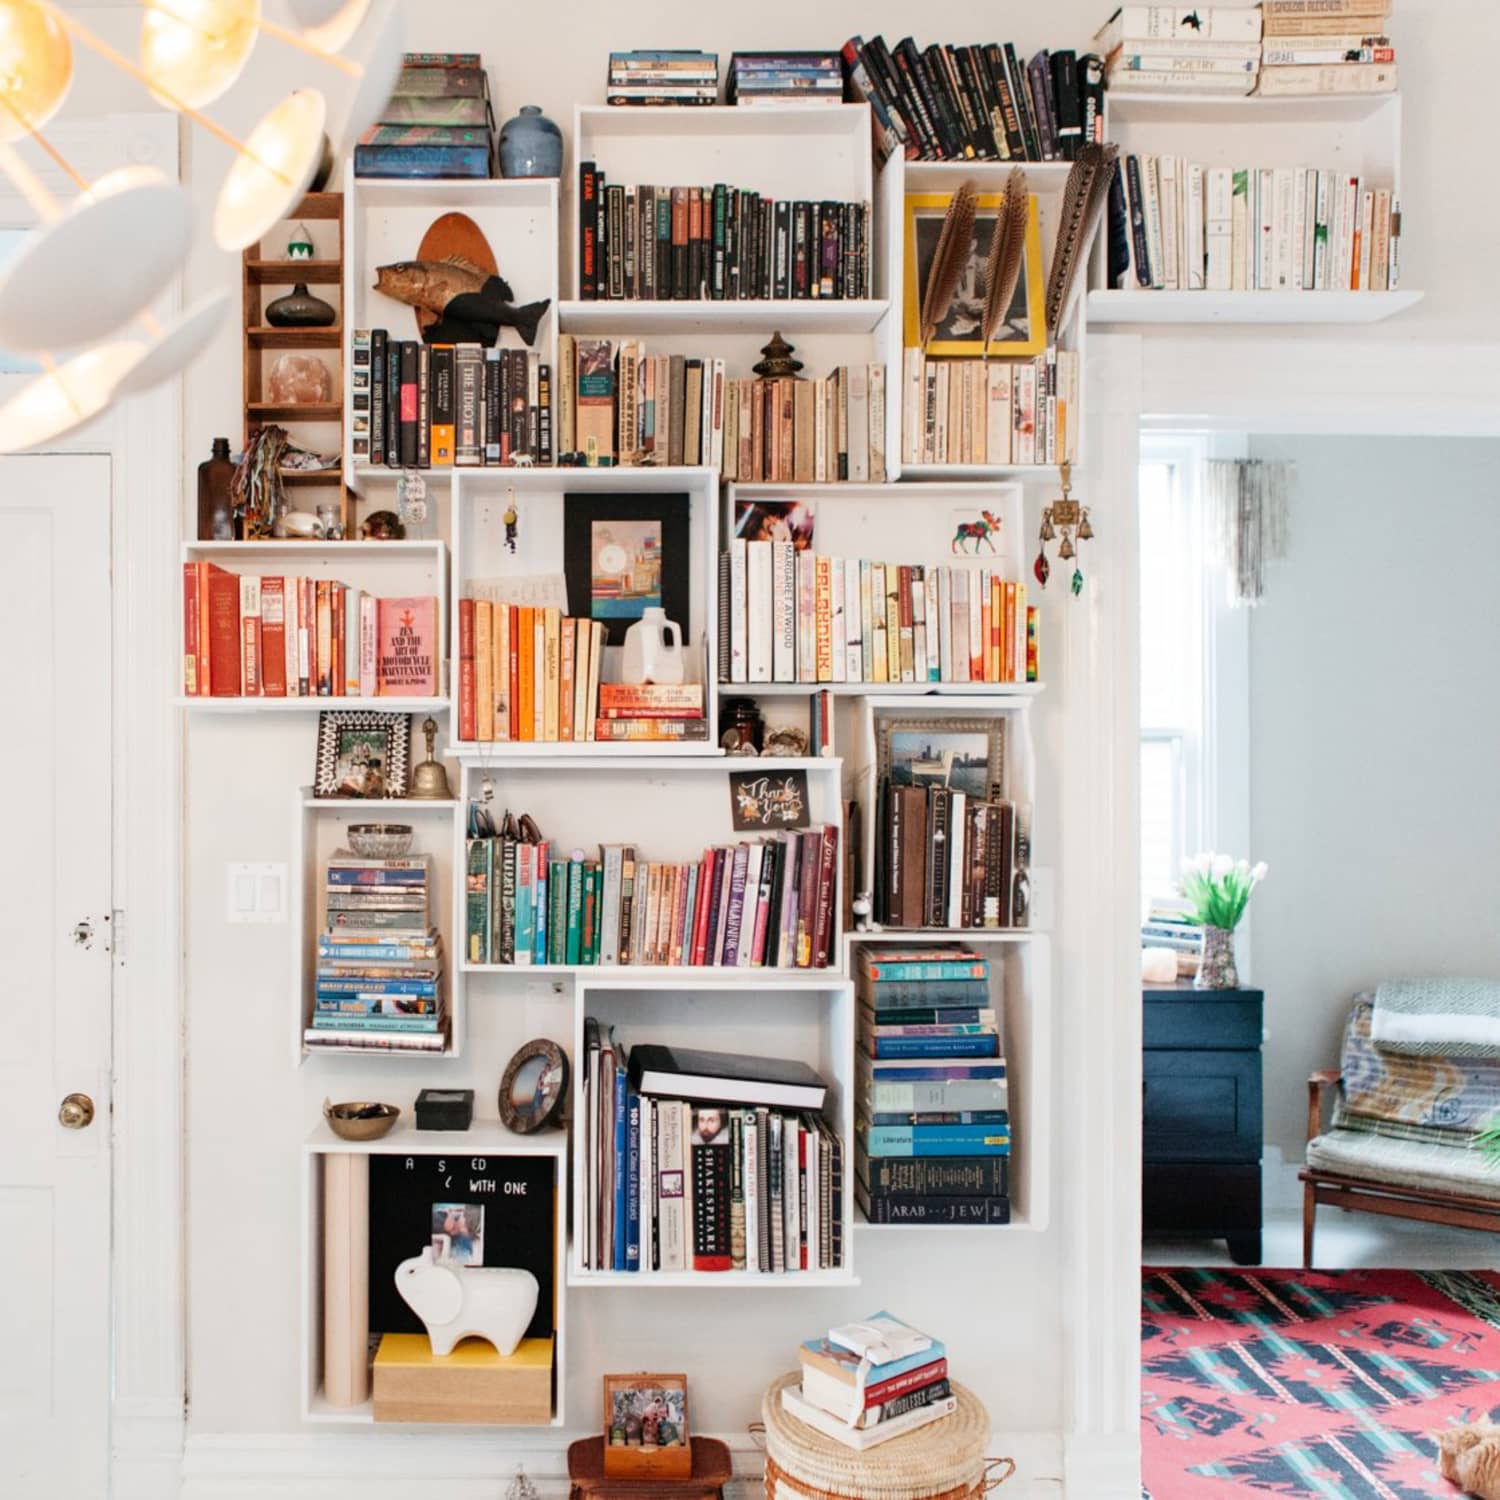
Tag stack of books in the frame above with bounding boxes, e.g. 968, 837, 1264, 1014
855, 949, 1011, 1226
1257, 0, 1396, 96
580, 1032, 843, 1274
352, 332, 551, 469
784, 1314, 956, 1447
465, 827, 840, 969
577, 168, 872, 302
1111, 156, 1401, 292
607, 50, 719, 107
355, 53, 497, 177
181, 566, 437, 699
901, 349, 1081, 468
556, 334, 885, 479
1141, 897, 1202, 978
727, 52, 844, 106
842, 35, 1106, 166
309, 855, 447, 1053
875, 783, 1026, 932
720, 546, 1038, 688
1097, 7, 1262, 96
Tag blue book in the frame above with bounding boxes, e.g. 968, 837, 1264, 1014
866, 1035, 1000, 1060
801, 1325, 946, 1381
612, 1060, 627, 1270
864, 979, 992, 1008
863, 1124, 1012, 1156
309, 1012, 441, 1032
866, 1062, 1008, 1082
625, 1087, 641, 1271
534, 857, 548, 964
327, 867, 429, 885
869, 1110, 1009, 1126
314, 977, 439, 996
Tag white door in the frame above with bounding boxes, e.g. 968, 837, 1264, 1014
0, 455, 114, 1495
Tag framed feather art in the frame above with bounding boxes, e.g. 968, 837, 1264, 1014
903, 185, 1045, 358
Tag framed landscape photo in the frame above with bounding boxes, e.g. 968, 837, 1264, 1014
602, 1372, 691, 1477
313, 711, 412, 799
564, 492, 691, 647
903, 190, 1045, 357
878, 715, 1005, 802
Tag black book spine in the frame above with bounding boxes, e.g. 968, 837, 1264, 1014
772, 200, 790, 298
655, 189, 672, 301
711, 183, 727, 300
957, 45, 1001, 158
606, 184, 625, 299
1078, 53, 1106, 148
369, 328, 387, 466
984, 44, 1025, 160
1125, 154, 1152, 286
496, 350, 509, 463
593, 170, 607, 298
792, 201, 809, 299
511, 348, 528, 461
537, 362, 552, 465
1003, 43, 1040, 161
384, 341, 400, 467
725, 187, 739, 300
869, 35, 923, 158
940, 44, 986, 158
913, 44, 961, 158
928, 786, 949, 927
1050, 49, 1082, 161
579, 160, 597, 301
415, 343, 430, 467
716, 550, 731, 682
893, 39, 943, 159
398, 340, 417, 467
1027, 52, 1060, 162
1107, 162, 1130, 290
859, 1194, 1010, 1225
862, 1154, 1009, 1197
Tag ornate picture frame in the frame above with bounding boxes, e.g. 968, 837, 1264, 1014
313, 711, 412, 799
563, 491, 691, 647
877, 715, 1005, 802
603, 1371, 691, 1478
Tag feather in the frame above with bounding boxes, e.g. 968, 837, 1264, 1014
919, 179, 978, 349
981, 166, 1031, 354
1045, 144, 1119, 335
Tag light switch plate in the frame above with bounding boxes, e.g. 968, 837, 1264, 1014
227, 862, 288, 924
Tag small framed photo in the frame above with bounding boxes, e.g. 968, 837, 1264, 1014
603, 1373, 691, 1478
878, 716, 1005, 802
903, 190, 1045, 357
564, 491, 691, 647
733, 496, 815, 550
313, 711, 412, 799
431, 1202, 484, 1266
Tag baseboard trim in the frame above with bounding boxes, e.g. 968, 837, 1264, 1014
112, 1405, 185, 1500
1063, 1434, 1140, 1500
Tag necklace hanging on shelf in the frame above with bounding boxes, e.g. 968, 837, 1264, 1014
503, 487, 519, 554
1036, 462, 1094, 597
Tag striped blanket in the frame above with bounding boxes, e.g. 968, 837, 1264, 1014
1370, 977, 1500, 1059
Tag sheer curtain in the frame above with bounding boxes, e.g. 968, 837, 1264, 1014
1204, 459, 1292, 605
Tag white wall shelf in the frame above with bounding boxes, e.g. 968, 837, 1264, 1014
178, 696, 451, 714
558, 299, 892, 337
1087, 288, 1423, 324
743, 682, 1045, 699
300, 1120, 567, 1426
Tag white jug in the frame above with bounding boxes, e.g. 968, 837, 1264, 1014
621, 607, 684, 685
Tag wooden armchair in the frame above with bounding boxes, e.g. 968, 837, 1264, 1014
1300, 1066, 1500, 1268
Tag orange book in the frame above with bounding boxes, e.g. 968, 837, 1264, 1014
474, 599, 493, 741
430, 343, 456, 464
331, 583, 345, 696
979, 576, 992, 684
494, 602, 510, 743
516, 605, 535, 742
533, 611, 546, 740
457, 598, 476, 742
182, 562, 201, 695
240, 575, 262, 696
571, 618, 591, 742
991, 576, 1003, 682
507, 605, 520, 740
543, 607, 561, 741
260, 576, 287, 697
587, 621, 604, 741
1003, 582, 1016, 683
558, 616, 576, 742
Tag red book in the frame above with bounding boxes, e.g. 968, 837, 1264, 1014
689, 852, 714, 966
260, 576, 287, 697
240, 576, 261, 696
669, 859, 690, 965
376, 595, 438, 696
330, 583, 344, 697
457, 598, 476, 741
795, 828, 821, 967
858, 1359, 950, 1408
196, 563, 211, 696
182, 562, 200, 695
205, 564, 241, 696
811, 823, 838, 968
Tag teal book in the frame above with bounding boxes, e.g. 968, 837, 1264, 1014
565, 856, 585, 965
548, 859, 567, 964
581, 864, 599, 966
861, 1122, 1011, 1157
514, 845, 534, 966
859, 953, 990, 983
464, 838, 492, 965
533, 845, 549, 964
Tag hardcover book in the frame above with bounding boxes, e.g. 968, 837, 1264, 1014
376, 596, 438, 696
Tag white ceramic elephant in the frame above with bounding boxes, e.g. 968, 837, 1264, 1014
394, 1247, 540, 1358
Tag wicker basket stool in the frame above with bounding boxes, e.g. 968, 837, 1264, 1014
760, 1373, 1014, 1500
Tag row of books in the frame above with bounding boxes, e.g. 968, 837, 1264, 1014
719, 545, 1039, 688
181, 565, 438, 699
1141, 895, 1202, 979
578, 169, 872, 302
842, 34, 1105, 167
581, 1030, 842, 1274
727, 52, 843, 106
1257, 0, 1396, 96
607, 50, 718, 107
1097, 3, 1263, 96
355, 52, 498, 177
1110, 159, 1401, 294
456, 603, 704, 746
856, 949, 1011, 1227
464, 827, 840, 969
901, 350, 1080, 468
555, 335, 886, 480
876, 782, 1027, 932
786, 1315, 955, 1449
308, 854, 448, 1054
351, 332, 551, 469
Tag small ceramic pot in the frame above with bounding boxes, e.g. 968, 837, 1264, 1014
264, 283, 337, 328
1194, 925, 1239, 990
499, 105, 562, 178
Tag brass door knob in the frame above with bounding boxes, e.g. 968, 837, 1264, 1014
58, 1093, 95, 1129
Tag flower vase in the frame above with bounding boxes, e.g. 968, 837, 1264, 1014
1195, 924, 1239, 990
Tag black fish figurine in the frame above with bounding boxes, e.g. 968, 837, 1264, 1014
374, 255, 550, 347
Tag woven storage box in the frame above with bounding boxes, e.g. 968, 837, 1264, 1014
761, 1373, 1011, 1500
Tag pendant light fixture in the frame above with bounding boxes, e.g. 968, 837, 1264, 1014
139, 0, 260, 109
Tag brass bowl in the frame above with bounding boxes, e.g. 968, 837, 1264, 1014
323, 1099, 400, 1141
347, 823, 414, 858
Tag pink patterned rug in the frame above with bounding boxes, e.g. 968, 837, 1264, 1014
1142, 1267, 1500, 1498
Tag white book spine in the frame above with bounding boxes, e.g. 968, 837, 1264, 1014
657, 1100, 685, 1272
737, 843, 762, 968
639, 1096, 654, 1271
985, 362, 1012, 463
1205, 166, 1233, 291
747, 541, 772, 683
1256, 168, 1275, 291
813, 375, 828, 483
829, 558, 846, 683
1313, 170, 1332, 289
1184, 162, 1205, 289
1370, 186, 1392, 291
1157, 154, 1179, 289
599, 845, 623, 966
1230, 169, 1248, 291
743, 1110, 759, 1273
844, 555, 862, 682
1299, 168, 1316, 290
847, 365, 870, 482
858, 559, 874, 680
1271, 167, 1295, 290
868, 363, 886, 481
1142, 155, 1165, 289
729, 537, 748, 683
948, 788, 967, 926
1357, 188, 1374, 291
795, 548, 816, 684
772, 541, 796, 683
1289, 167, 1307, 290
901, 348, 920, 465
936, 569, 952, 682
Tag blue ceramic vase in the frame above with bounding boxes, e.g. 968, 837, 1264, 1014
499, 105, 562, 179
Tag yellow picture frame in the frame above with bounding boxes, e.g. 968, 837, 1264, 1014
903, 190, 1046, 357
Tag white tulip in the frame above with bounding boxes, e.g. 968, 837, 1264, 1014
1211, 854, 1233, 881
1251, 861, 1268, 881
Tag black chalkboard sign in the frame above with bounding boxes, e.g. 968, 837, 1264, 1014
368, 1151, 556, 1339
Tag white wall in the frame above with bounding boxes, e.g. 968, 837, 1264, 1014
1246, 435, 1500, 1162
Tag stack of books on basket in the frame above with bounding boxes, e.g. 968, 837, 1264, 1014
581, 1033, 844, 1275
1097, 6, 1263, 97
784, 1313, 955, 1449
855, 947, 1010, 1225
310, 852, 447, 1053
1141, 895, 1201, 978
727, 51, 844, 106
1258, 0, 1396, 96
355, 52, 497, 177
607, 50, 719, 106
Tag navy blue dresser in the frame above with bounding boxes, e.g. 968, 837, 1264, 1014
1142, 984, 1264, 1264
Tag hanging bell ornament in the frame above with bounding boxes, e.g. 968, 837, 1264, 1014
1039, 512, 1056, 542
1058, 531, 1076, 561
1033, 549, 1051, 587
1077, 508, 1093, 541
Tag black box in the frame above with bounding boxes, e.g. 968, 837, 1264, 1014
415, 1087, 474, 1131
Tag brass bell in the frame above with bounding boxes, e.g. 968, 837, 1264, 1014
1077, 509, 1094, 541
1039, 513, 1056, 542
1058, 533, 1076, 560
408, 716, 454, 800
